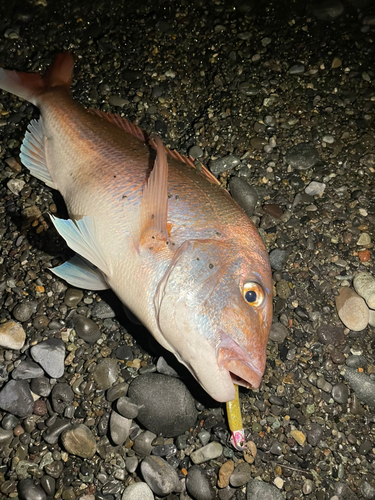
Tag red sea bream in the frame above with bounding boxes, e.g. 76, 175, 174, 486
0, 53, 273, 402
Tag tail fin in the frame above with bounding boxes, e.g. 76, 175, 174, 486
0, 52, 74, 106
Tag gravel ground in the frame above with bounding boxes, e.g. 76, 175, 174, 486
0, 0, 374, 499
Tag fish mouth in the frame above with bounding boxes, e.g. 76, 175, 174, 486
216, 333, 263, 390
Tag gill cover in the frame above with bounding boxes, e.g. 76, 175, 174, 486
154, 239, 236, 401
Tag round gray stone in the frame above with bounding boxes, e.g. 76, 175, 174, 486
122, 482, 154, 500
128, 373, 198, 437
186, 466, 215, 500
30, 339, 65, 379
141, 456, 179, 496
73, 315, 101, 344
0, 380, 34, 417
247, 479, 284, 500
229, 177, 258, 217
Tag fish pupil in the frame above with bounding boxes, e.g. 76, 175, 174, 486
245, 290, 257, 303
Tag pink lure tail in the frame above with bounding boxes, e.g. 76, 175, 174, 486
0, 53, 74, 105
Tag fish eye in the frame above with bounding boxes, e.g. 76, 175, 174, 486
243, 282, 264, 307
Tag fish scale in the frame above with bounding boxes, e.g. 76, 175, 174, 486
0, 52, 273, 403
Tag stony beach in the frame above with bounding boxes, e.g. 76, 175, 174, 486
0, 0, 374, 499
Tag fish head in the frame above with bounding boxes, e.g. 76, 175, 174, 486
154, 237, 273, 402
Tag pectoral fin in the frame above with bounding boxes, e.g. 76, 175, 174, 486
51, 255, 109, 290
51, 215, 110, 277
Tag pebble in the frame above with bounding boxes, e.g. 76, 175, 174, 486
357, 233, 371, 247
91, 300, 115, 319
343, 368, 375, 409
246, 479, 284, 500
93, 358, 119, 390
269, 323, 288, 343
0, 380, 34, 417
210, 155, 241, 175
13, 302, 34, 322
18, 478, 46, 500
218, 460, 234, 488
116, 396, 139, 419
73, 315, 101, 343
190, 442, 223, 464
107, 382, 129, 402
122, 482, 154, 500
64, 288, 83, 307
51, 383, 74, 413
353, 272, 375, 309
11, 360, 44, 380
290, 429, 306, 446
317, 325, 345, 346
0, 320, 26, 349
30, 339, 65, 378
140, 456, 179, 496
186, 466, 215, 500
229, 177, 258, 217
128, 374, 198, 437
61, 424, 96, 458
109, 411, 132, 445
7, 178, 25, 195
156, 356, 179, 377
133, 430, 157, 457
275, 280, 290, 299
289, 64, 305, 74
305, 181, 326, 196
285, 143, 320, 170
30, 377, 52, 397
312, 0, 344, 20
335, 287, 369, 331
331, 382, 349, 404
189, 145, 204, 159
229, 462, 251, 487
269, 248, 288, 271
43, 418, 72, 445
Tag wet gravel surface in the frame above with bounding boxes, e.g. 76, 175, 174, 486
0, 0, 375, 499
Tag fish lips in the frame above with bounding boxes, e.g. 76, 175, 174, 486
216, 333, 265, 390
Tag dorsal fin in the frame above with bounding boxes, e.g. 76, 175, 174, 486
88, 108, 221, 186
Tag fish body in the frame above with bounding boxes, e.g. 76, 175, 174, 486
0, 54, 273, 402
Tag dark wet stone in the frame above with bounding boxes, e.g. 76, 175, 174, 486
316, 325, 345, 346
2, 413, 19, 429
269, 323, 288, 343
44, 460, 64, 479
18, 478, 46, 500
51, 383, 74, 413
117, 396, 139, 419
12, 302, 34, 322
73, 315, 101, 343
330, 348, 346, 365
91, 300, 115, 319
30, 377, 51, 397
12, 360, 44, 380
128, 374, 198, 437
312, 0, 344, 21
43, 418, 72, 445
40, 475, 56, 496
102, 479, 122, 495
334, 482, 358, 500
269, 248, 288, 271
247, 479, 284, 499
230, 462, 251, 487
32, 315, 49, 330
228, 177, 258, 217
93, 359, 119, 390
359, 440, 372, 455
210, 155, 241, 175
270, 441, 283, 455
155, 120, 168, 136
346, 355, 367, 368
106, 382, 129, 402
115, 345, 133, 361
285, 143, 320, 170
141, 456, 179, 496
64, 288, 84, 307
133, 430, 157, 457
30, 339, 65, 378
186, 466, 215, 500
332, 383, 348, 404
0, 380, 34, 417
343, 368, 375, 409
306, 423, 324, 446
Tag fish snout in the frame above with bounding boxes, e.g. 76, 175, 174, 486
216, 333, 265, 390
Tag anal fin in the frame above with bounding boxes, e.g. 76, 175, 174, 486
20, 118, 56, 189
51, 255, 109, 290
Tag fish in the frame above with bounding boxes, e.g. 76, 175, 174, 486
0, 53, 273, 402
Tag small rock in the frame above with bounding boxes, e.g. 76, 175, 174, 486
189, 145, 203, 159
73, 315, 101, 343
0, 320, 26, 350
316, 324, 345, 346
18, 478, 46, 500
128, 374, 198, 437
229, 177, 258, 217
11, 360, 44, 380
210, 155, 241, 175
357, 233, 371, 247
30, 339, 65, 378
343, 368, 375, 409
64, 288, 83, 307
156, 357, 180, 377
290, 430, 306, 446
93, 359, 119, 390
7, 178, 25, 195
13, 302, 34, 322
285, 143, 320, 170
331, 57, 342, 68
61, 425, 96, 458
269, 323, 288, 343
106, 382, 129, 402
187, 466, 216, 500
109, 411, 131, 445
141, 456, 179, 496
353, 272, 375, 309
305, 181, 326, 196
269, 248, 288, 271
133, 430, 157, 457
218, 460, 235, 488
246, 479, 284, 500
312, 0, 344, 21
51, 383, 74, 413
122, 482, 154, 500
229, 462, 251, 487
332, 383, 348, 404
91, 300, 115, 319
289, 64, 305, 75
190, 442, 223, 464
335, 287, 369, 331
117, 396, 139, 419
30, 377, 52, 397
0, 380, 34, 417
